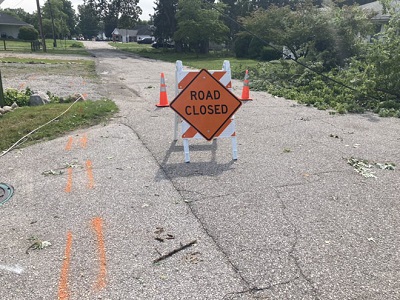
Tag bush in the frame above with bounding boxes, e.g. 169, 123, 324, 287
248, 37, 264, 59
18, 26, 39, 41
233, 34, 252, 58
260, 46, 282, 61
70, 42, 84, 48
4, 87, 33, 107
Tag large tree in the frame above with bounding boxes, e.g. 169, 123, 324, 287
241, 0, 373, 67
76, 2, 101, 38
0, 8, 37, 26
174, 0, 229, 54
87, 0, 142, 37
42, 0, 76, 38
153, 0, 178, 44
242, 3, 320, 60
349, 0, 400, 100
220, 0, 253, 49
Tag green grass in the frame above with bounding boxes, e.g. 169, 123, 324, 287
0, 39, 89, 55
45, 39, 89, 55
110, 42, 259, 78
0, 100, 118, 152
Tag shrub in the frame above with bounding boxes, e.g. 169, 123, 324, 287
248, 37, 264, 59
233, 34, 252, 58
4, 87, 33, 107
260, 46, 282, 61
18, 26, 39, 41
70, 42, 84, 48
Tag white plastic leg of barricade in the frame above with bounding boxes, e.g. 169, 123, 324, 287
183, 138, 190, 163
231, 136, 238, 160
173, 113, 179, 141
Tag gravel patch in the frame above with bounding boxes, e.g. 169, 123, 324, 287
3, 74, 107, 100
0, 53, 107, 100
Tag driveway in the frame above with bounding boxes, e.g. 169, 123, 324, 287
1, 41, 400, 299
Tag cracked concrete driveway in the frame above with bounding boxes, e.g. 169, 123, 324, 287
1, 41, 400, 299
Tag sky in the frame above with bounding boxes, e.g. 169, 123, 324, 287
0, 0, 154, 20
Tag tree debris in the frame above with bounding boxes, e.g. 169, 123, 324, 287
347, 157, 396, 178
154, 227, 164, 234
184, 251, 203, 264
42, 169, 64, 176
153, 240, 197, 264
26, 238, 52, 254
154, 227, 175, 242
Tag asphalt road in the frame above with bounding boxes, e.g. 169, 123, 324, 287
1, 41, 400, 300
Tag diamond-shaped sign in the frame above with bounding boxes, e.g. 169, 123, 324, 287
170, 69, 242, 141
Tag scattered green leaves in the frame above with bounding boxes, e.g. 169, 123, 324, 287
26, 237, 52, 254
347, 157, 395, 178
42, 169, 64, 176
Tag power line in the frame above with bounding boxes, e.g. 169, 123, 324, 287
5, 0, 26, 9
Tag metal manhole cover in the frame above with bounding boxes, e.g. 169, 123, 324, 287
0, 183, 14, 206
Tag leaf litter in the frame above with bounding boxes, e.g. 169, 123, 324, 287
26, 236, 52, 254
347, 157, 395, 178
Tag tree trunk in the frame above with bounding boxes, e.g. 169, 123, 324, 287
199, 40, 209, 54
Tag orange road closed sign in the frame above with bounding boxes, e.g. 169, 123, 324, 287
170, 69, 242, 141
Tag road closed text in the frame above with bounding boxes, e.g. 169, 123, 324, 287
185, 90, 228, 115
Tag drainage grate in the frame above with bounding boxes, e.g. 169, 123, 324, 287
0, 183, 14, 206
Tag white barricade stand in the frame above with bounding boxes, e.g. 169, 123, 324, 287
173, 60, 239, 163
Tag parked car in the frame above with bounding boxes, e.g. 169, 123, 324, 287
137, 37, 153, 44
151, 41, 175, 49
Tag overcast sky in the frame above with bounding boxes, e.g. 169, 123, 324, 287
0, 0, 154, 20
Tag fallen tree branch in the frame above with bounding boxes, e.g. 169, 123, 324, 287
153, 240, 197, 264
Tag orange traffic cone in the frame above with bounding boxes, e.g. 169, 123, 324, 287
240, 70, 252, 101
156, 72, 169, 107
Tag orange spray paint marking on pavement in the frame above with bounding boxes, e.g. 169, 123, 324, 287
58, 231, 73, 300
91, 217, 107, 290
80, 134, 87, 149
65, 136, 73, 151
82, 93, 88, 99
86, 160, 94, 189
65, 168, 73, 193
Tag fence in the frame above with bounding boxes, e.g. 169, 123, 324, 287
0, 39, 43, 52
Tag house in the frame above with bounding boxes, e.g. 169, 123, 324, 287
0, 13, 31, 39
135, 25, 155, 42
360, 0, 400, 39
111, 28, 138, 42
111, 25, 155, 43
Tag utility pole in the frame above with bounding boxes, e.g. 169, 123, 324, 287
36, 0, 47, 52
0, 70, 4, 108
48, 0, 57, 47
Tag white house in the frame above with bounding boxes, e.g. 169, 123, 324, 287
111, 25, 155, 43
0, 13, 32, 39
111, 28, 138, 42
135, 25, 155, 42
360, 0, 400, 40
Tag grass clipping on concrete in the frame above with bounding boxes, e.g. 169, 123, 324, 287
0, 100, 118, 152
